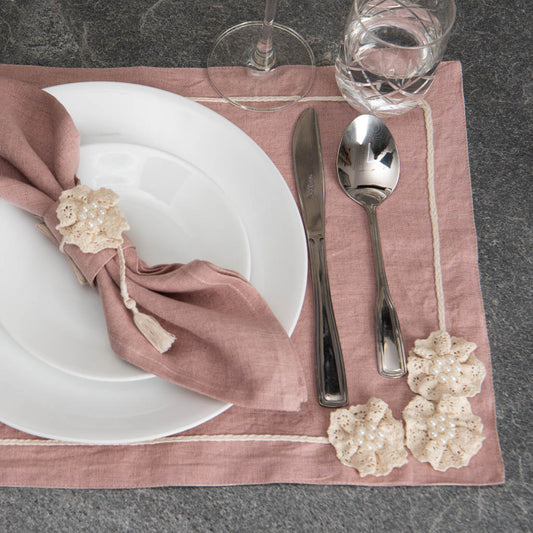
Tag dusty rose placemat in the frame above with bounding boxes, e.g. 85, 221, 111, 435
0, 62, 504, 488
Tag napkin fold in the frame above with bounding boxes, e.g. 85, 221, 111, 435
0, 77, 307, 411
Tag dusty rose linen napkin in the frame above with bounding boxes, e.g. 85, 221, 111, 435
0, 62, 504, 487
0, 76, 306, 412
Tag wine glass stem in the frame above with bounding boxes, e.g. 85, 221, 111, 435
251, 0, 278, 71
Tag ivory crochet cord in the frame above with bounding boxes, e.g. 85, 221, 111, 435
0, 63, 504, 487
419, 99, 447, 332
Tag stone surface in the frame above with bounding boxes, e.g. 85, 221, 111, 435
0, 0, 531, 531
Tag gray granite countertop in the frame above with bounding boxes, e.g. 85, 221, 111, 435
0, 0, 531, 531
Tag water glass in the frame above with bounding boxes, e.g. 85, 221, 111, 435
336, 0, 455, 116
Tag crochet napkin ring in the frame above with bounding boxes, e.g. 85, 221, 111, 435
54, 184, 175, 353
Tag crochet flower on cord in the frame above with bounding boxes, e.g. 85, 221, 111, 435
56, 184, 129, 253
327, 397, 408, 477
403, 394, 485, 472
407, 330, 486, 401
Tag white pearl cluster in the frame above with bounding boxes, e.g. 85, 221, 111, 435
429, 355, 462, 384
354, 423, 386, 453
77, 201, 108, 229
426, 413, 456, 446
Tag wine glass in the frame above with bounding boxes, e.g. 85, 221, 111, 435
207, 0, 316, 111
335, 0, 456, 116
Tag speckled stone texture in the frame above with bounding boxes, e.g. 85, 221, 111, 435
0, 0, 531, 531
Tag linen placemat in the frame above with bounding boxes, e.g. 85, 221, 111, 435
0, 62, 504, 488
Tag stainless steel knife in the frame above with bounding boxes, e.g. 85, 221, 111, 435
293, 108, 348, 408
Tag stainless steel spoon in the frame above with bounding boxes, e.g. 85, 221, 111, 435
336, 114, 406, 378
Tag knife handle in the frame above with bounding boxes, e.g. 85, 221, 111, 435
308, 235, 348, 407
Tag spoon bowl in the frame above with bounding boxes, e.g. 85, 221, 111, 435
337, 114, 400, 207
337, 114, 406, 378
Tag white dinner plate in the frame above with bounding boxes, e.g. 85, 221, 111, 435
0, 82, 307, 444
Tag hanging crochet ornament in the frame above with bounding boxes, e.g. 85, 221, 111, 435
402, 394, 485, 471
327, 397, 408, 477
406, 330, 486, 401
55, 184, 175, 353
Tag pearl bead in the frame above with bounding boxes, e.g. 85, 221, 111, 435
430, 356, 463, 384
78, 212, 87, 220
96, 217, 104, 225
88, 211, 96, 219
427, 413, 457, 446
82, 205, 89, 212
354, 423, 387, 454
87, 221, 95, 229
98, 208, 107, 216
91, 201, 99, 209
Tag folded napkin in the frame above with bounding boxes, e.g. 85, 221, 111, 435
0, 77, 307, 411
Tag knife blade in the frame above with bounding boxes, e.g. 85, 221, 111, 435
293, 108, 348, 408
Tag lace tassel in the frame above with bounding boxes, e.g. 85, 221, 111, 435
117, 245, 175, 353
133, 311, 176, 353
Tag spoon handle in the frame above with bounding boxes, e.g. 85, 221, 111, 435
367, 207, 407, 378
308, 235, 348, 407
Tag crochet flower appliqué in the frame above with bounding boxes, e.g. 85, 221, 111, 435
403, 394, 485, 472
327, 397, 408, 477
407, 330, 486, 401
56, 184, 130, 254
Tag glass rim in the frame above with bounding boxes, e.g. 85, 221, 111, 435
354, 0, 456, 49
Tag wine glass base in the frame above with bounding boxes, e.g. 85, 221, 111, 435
207, 21, 316, 111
